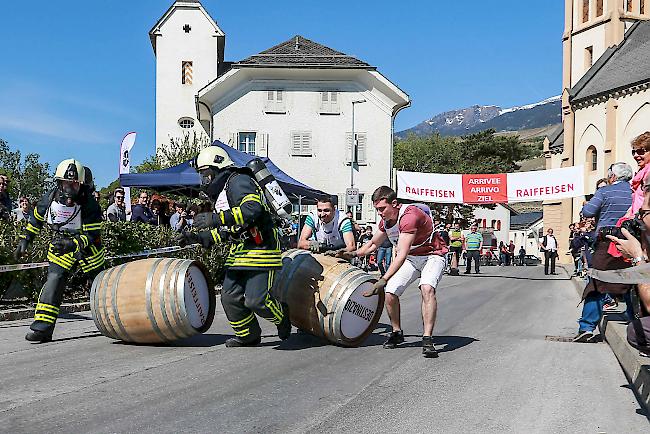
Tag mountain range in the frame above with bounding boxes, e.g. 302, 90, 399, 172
396, 96, 562, 138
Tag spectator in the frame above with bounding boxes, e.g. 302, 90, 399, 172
518, 246, 526, 266
377, 236, 393, 275
508, 240, 516, 265
187, 203, 199, 228
359, 226, 373, 245
498, 241, 508, 266
0, 174, 12, 221
346, 210, 362, 241
539, 228, 558, 275
448, 221, 463, 272
132, 191, 154, 224
463, 223, 482, 274
92, 190, 101, 203
149, 199, 168, 226
574, 162, 634, 342
434, 218, 450, 245
106, 188, 127, 222
13, 196, 30, 222
170, 202, 188, 232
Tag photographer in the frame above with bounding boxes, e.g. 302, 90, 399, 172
574, 162, 633, 343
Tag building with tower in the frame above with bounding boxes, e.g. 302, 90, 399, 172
149, 1, 410, 224
544, 0, 650, 259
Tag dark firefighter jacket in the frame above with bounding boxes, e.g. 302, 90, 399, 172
202, 170, 282, 270
22, 189, 105, 273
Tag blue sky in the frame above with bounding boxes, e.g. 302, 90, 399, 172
0, 1, 563, 189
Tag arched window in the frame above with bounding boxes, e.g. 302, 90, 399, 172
496, 220, 502, 231
491, 219, 496, 228
482, 219, 487, 229
582, 0, 590, 22
586, 146, 597, 171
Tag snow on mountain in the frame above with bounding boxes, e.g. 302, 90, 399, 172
396, 96, 562, 139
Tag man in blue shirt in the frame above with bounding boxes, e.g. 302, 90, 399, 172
575, 162, 633, 343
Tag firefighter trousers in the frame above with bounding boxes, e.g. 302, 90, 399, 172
31, 260, 103, 333
221, 268, 285, 341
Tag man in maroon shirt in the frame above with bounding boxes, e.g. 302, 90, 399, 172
336, 186, 448, 357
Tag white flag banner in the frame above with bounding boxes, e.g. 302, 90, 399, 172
119, 132, 137, 217
506, 165, 584, 203
396, 166, 585, 204
396, 171, 463, 203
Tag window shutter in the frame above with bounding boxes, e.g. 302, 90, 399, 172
267, 91, 274, 102
301, 132, 312, 155
331, 92, 338, 103
322, 92, 329, 103
276, 91, 283, 102
357, 133, 367, 164
345, 133, 352, 163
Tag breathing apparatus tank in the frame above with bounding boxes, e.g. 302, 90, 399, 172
246, 158, 293, 219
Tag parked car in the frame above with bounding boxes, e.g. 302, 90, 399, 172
522, 255, 542, 266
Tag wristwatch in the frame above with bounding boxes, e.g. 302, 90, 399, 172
631, 255, 649, 266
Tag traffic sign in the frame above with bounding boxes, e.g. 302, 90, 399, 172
346, 188, 359, 206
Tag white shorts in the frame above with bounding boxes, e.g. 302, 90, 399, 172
385, 254, 446, 297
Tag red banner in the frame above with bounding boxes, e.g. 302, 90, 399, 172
461, 174, 508, 204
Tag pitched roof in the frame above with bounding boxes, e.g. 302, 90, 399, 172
510, 212, 543, 230
571, 21, 650, 103
234, 35, 374, 69
547, 124, 564, 151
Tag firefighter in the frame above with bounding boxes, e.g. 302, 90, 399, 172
14, 159, 105, 343
176, 147, 290, 347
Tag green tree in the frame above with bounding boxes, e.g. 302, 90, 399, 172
393, 129, 534, 224
135, 131, 211, 173
0, 138, 53, 202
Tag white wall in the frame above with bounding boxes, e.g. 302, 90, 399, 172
570, 24, 607, 87
471, 204, 512, 248
155, 6, 219, 150
211, 85, 393, 224
509, 219, 544, 259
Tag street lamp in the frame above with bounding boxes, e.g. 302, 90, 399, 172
350, 99, 366, 218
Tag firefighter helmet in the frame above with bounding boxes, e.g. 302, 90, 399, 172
195, 146, 234, 171
54, 159, 85, 184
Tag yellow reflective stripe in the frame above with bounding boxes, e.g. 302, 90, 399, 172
36, 304, 60, 314
268, 270, 274, 290
265, 296, 283, 322
219, 211, 226, 225
47, 253, 74, 270
229, 312, 255, 327
231, 207, 244, 226
77, 235, 89, 249
26, 223, 41, 234
82, 222, 103, 230
34, 314, 57, 323
235, 329, 250, 337
48, 250, 76, 265
240, 194, 262, 205
211, 229, 222, 244
225, 261, 283, 268
33, 207, 44, 222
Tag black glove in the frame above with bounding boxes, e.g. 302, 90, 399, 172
51, 237, 77, 255
193, 212, 219, 230
14, 238, 30, 260
175, 231, 201, 248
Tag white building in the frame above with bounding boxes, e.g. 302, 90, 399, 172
509, 212, 544, 258
469, 204, 515, 250
543, 0, 650, 261
149, 1, 410, 224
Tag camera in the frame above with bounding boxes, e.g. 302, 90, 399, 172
598, 218, 645, 242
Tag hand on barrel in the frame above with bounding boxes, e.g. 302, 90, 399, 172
362, 278, 387, 297
193, 212, 218, 230
325, 249, 357, 261
308, 240, 321, 253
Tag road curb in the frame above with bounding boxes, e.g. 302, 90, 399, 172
0, 302, 90, 322
568, 273, 650, 410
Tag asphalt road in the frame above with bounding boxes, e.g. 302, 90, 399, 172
1, 264, 648, 433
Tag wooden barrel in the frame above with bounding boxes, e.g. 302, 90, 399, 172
90, 258, 216, 343
273, 249, 384, 347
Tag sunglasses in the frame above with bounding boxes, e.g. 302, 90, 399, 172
632, 148, 647, 156
638, 209, 650, 219
115, 196, 124, 199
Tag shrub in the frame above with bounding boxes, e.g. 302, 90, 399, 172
0, 221, 229, 302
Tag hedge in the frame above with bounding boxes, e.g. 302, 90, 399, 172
0, 221, 229, 302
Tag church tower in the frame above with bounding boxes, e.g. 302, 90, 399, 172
149, 0, 225, 151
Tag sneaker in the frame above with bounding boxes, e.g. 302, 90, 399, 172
422, 336, 438, 358
25, 330, 53, 343
225, 336, 262, 347
383, 330, 404, 349
586, 333, 601, 343
602, 301, 619, 312
573, 330, 594, 343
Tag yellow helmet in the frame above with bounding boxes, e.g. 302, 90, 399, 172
195, 146, 234, 171
54, 159, 85, 183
